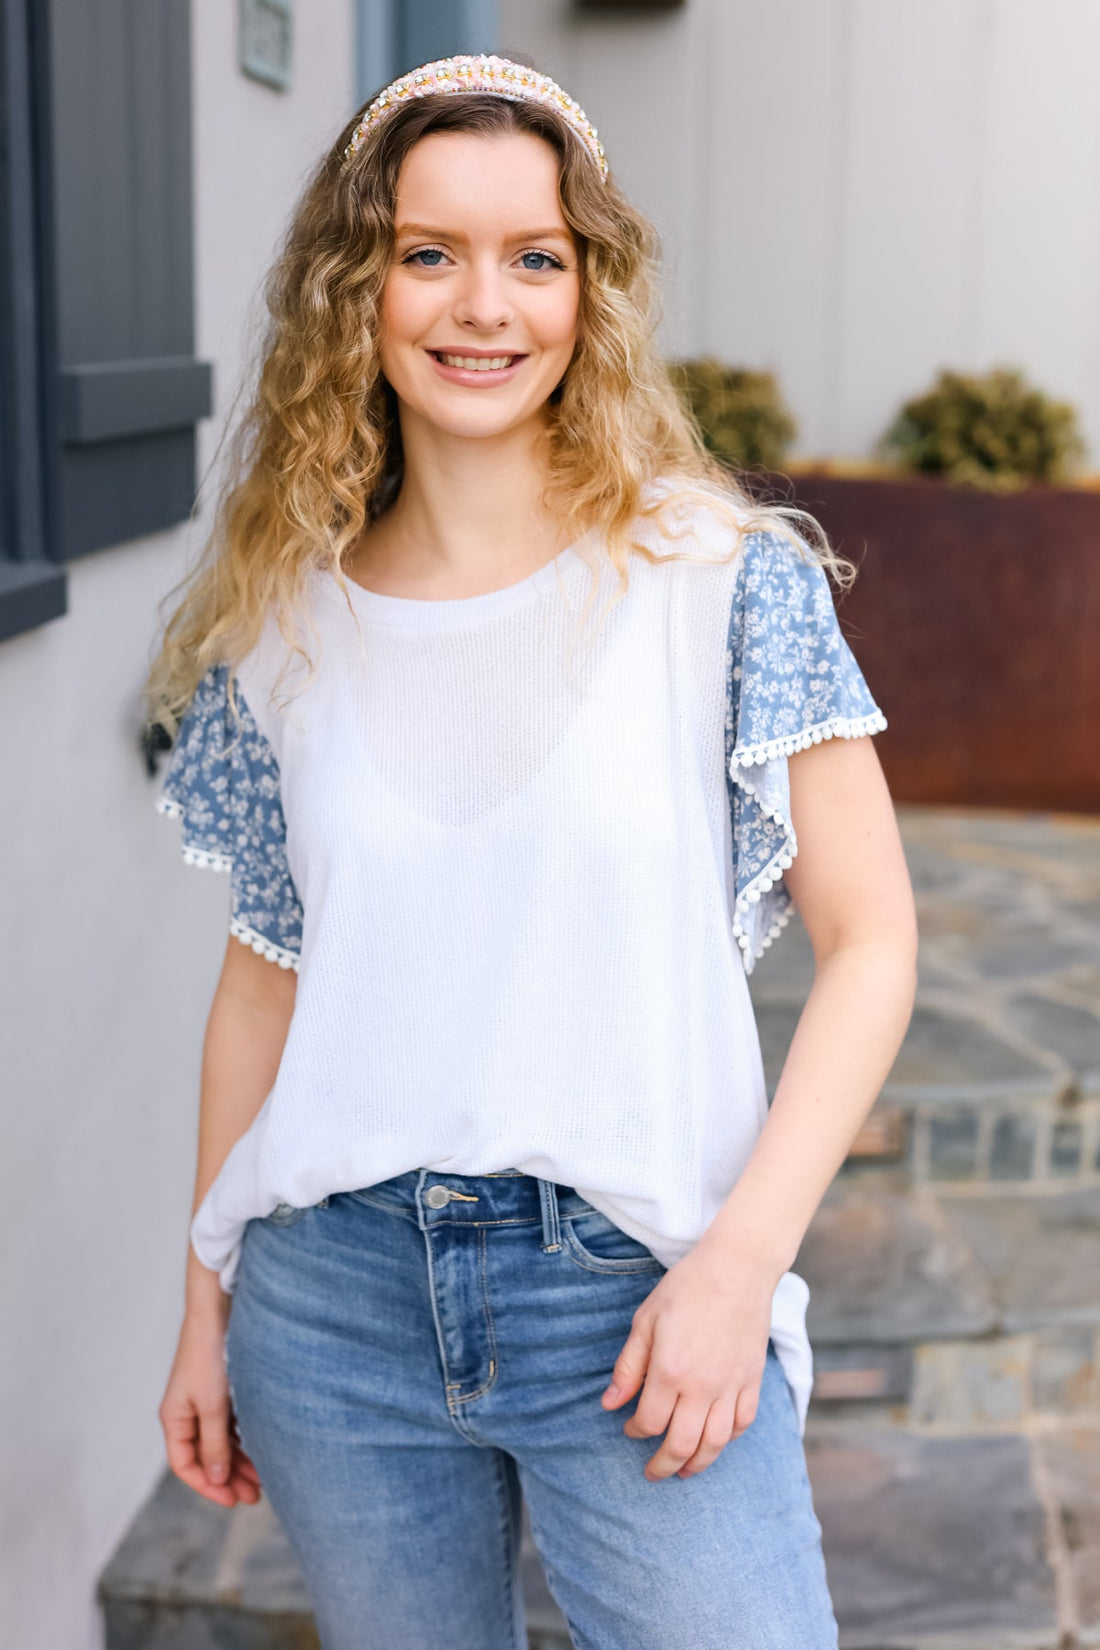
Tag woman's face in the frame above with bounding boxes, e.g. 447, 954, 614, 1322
379, 129, 581, 443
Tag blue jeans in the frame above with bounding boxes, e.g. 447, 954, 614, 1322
225, 1169, 838, 1650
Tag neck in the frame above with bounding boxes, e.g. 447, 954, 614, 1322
375, 406, 574, 585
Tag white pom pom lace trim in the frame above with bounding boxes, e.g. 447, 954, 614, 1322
183, 843, 233, 872
733, 902, 795, 969
731, 708, 887, 770
229, 917, 301, 972
155, 792, 300, 970
728, 762, 797, 967
727, 709, 887, 968
155, 793, 234, 871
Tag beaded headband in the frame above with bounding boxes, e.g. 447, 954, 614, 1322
342, 54, 609, 183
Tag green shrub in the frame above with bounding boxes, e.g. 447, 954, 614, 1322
881, 367, 1086, 489
668, 357, 797, 471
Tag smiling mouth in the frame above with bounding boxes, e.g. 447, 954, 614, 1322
429, 350, 524, 371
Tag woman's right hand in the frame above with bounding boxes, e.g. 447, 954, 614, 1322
159, 1308, 262, 1508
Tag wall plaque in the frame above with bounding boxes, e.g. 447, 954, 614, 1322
240, 0, 292, 92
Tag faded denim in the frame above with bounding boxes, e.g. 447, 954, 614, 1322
225, 1169, 839, 1650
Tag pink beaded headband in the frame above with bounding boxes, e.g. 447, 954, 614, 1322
342, 54, 610, 183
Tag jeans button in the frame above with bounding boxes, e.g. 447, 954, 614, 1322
424, 1184, 452, 1209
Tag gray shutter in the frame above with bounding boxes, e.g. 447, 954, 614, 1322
356, 0, 501, 101
395, 0, 498, 79
0, 0, 65, 638
44, 0, 211, 560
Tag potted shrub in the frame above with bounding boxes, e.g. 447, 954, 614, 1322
723, 366, 1099, 814
668, 358, 797, 473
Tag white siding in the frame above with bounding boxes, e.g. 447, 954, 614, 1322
501, 0, 1100, 464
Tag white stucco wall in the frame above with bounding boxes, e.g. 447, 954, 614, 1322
501, 0, 1100, 466
0, 5, 354, 1647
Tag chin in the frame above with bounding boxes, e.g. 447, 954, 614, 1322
412, 397, 547, 439
439, 415, 533, 441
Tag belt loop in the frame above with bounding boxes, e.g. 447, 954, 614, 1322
538, 1178, 562, 1253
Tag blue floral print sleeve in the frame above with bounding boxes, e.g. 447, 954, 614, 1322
154, 661, 303, 970
725, 528, 887, 971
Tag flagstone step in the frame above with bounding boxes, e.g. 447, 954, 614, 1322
748, 806, 1100, 1196
100, 1423, 1100, 1650
98, 1471, 569, 1650
805, 1415, 1100, 1649
799, 1182, 1100, 1346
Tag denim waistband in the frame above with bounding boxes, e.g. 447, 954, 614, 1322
347, 1168, 597, 1255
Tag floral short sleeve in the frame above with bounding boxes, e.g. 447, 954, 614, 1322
154, 661, 304, 970
725, 529, 887, 971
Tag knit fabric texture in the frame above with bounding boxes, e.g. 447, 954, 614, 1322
154, 500, 887, 1435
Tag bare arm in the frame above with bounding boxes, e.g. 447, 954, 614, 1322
161, 936, 297, 1506
605, 733, 918, 1479
699, 730, 919, 1277
185, 935, 298, 1318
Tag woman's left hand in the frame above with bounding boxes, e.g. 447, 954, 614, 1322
600, 1240, 776, 1480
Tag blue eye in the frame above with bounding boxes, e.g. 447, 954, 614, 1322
405, 247, 446, 267
520, 250, 563, 272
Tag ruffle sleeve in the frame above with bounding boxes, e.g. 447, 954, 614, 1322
153, 661, 304, 971
725, 528, 887, 971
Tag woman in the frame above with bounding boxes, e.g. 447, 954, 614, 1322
147, 54, 918, 1650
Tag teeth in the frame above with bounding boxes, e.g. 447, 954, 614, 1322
437, 353, 516, 371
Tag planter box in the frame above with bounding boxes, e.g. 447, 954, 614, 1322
749, 468, 1100, 814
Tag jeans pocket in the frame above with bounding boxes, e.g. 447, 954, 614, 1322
343, 1186, 413, 1217
562, 1207, 665, 1275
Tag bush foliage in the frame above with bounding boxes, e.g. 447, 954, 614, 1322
881, 367, 1085, 489
668, 357, 797, 472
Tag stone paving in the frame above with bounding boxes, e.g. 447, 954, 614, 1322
99, 805, 1100, 1650
750, 805, 1100, 1650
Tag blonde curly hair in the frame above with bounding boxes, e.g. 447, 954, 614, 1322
143, 81, 853, 738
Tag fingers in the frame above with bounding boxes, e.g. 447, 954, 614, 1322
160, 1391, 259, 1508
638, 1393, 714, 1482
226, 1418, 263, 1502
731, 1380, 760, 1440
674, 1400, 738, 1478
232, 1450, 262, 1487
160, 1404, 235, 1508
621, 1368, 678, 1446
601, 1310, 654, 1409
226, 1446, 263, 1504
622, 1369, 763, 1482
197, 1398, 233, 1488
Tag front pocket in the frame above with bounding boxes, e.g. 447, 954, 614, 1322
343, 1186, 415, 1217
562, 1208, 665, 1275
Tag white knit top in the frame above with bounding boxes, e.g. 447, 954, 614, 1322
154, 492, 887, 1436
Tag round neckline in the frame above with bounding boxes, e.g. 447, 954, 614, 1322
323, 533, 593, 629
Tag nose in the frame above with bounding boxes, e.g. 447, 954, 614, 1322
451, 254, 514, 334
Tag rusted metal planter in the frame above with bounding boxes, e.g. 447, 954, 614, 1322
751, 468, 1100, 814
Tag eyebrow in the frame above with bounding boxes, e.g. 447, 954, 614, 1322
393, 223, 574, 244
